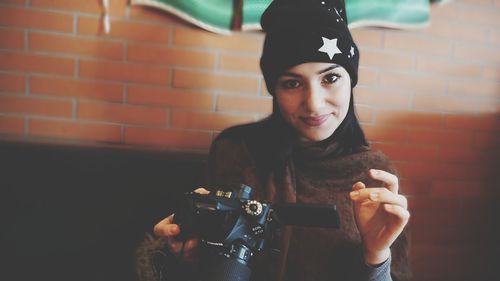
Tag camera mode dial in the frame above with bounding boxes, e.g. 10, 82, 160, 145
242, 200, 263, 217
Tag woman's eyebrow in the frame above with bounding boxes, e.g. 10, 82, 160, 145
280, 64, 340, 78
281, 72, 301, 78
317, 65, 340, 75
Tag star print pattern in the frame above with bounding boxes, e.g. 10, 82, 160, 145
318, 37, 342, 60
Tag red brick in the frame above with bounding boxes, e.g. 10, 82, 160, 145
29, 32, 124, 60
379, 71, 446, 95
416, 57, 482, 78
0, 51, 74, 75
399, 179, 432, 197
127, 43, 216, 68
30, 76, 123, 102
0, 6, 73, 32
30, 0, 127, 16
217, 95, 272, 114
474, 132, 500, 148
218, 53, 260, 73
375, 110, 443, 128
362, 124, 410, 143
489, 29, 500, 45
444, 115, 499, 131
0, 73, 25, 93
411, 225, 488, 247
355, 105, 374, 123
127, 85, 213, 110
360, 49, 414, 70
0, 28, 24, 49
355, 87, 412, 108
0, 95, 72, 117
171, 110, 253, 131
1, 0, 25, 5
477, 98, 500, 114
78, 16, 170, 43
173, 69, 260, 94
357, 68, 378, 87
438, 146, 491, 163
482, 66, 500, 81
371, 143, 437, 162
410, 195, 484, 211
411, 205, 486, 229
418, 19, 487, 42
430, 3, 500, 27
384, 31, 452, 56
409, 128, 474, 146
351, 28, 383, 48
174, 27, 263, 53
396, 162, 486, 181
29, 119, 121, 143
124, 127, 212, 149
78, 101, 167, 126
454, 44, 500, 63
447, 79, 499, 98
0, 115, 24, 135
79, 59, 169, 85
413, 94, 479, 114
430, 180, 485, 200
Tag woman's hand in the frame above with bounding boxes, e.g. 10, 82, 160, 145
350, 169, 410, 266
153, 187, 210, 262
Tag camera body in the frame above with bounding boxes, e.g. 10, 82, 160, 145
174, 185, 275, 265
173, 184, 340, 281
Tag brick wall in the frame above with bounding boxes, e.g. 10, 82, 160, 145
0, 0, 498, 280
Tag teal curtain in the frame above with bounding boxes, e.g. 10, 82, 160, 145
131, 0, 451, 34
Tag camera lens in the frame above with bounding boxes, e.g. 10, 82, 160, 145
242, 200, 263, 217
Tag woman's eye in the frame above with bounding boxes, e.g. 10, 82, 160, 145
281, 79, 300, 89
323, 73, 340, 84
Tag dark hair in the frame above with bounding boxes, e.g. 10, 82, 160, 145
251, 89, 368, 179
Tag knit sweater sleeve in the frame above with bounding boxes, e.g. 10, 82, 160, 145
363, 255, 392, 281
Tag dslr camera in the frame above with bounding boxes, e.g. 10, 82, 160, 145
172, 184, 340, 281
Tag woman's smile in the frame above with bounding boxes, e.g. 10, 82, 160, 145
300, 113, 332, 127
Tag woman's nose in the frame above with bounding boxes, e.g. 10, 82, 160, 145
303, 85, 325, 113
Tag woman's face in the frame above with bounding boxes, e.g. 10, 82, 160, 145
275, 62, 351, 142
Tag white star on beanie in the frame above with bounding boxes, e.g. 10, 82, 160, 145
318, 37, 342, 60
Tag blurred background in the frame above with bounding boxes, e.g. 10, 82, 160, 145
0, 0, 498, 281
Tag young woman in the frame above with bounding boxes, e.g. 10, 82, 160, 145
143, 1, 411, 280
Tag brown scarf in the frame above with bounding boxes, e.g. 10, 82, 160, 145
249, 136, 411, 281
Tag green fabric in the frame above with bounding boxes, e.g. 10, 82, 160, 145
131, 0, 445, 33
131, 0, 234, 33
346, 0, 429, 28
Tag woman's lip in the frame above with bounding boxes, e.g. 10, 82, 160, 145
300, 114, 331, 127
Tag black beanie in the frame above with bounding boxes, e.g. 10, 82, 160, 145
260, 0, 359, 95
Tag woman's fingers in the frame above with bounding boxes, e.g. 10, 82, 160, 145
369, 169, 399, 193
384, 204, 411, 222
152, 187, 209, 259
352, 181, 366, 191
153, 214, 180, 237
194, 187, 210, 194
167, 237, 199, 254
350, 187, 408, 209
